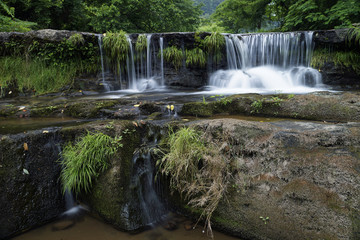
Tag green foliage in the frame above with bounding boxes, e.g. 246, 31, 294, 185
0, 0, 36, 32
251, 98, 264, 113
197, 19, 226, 33
185, 47, 206, 67
0, 57, 76, 94
60, 131, 122, 195
163, 46, 184, 70
346, 27, 360, 48
3, 0, 88, 30
281, 0, 360, 31
204, 32, 225, 63
311, 48, 360, 75
86, 0, 202, 33
193, 0, 225, 15
135, 34, 147, 53
213, 0, 271, 33
157, 126, 231, 238
1, 0, 14, 17
271, 96, 283, 106
67, 33, 85, 46
103, 31, 129, 64
0, 15, 37, 32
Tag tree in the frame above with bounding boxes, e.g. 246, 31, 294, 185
281, 0, 360, 31
0, 0, 36, 32
87, 0, 202, 33
193, 0, 225, 15
213, 0, 271, 33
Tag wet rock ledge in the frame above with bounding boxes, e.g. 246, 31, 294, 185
0, 116, 360, 240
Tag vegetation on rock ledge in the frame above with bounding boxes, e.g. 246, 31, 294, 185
60, 131, 122, 195
157, 127, 232, 238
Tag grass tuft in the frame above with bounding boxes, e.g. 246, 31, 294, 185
135, 34, 147, 53
157, 127, 231, 238
204, 32, 225, 64
163, 46, 184, 70
68, 33, 85, 46
103, 31, 129, 64
311, 48, 360, 75
60, 131, 122, 195
185, 47, 206, 67
0, 57, 77, 94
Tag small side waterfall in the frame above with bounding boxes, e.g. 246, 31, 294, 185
160, 37, 164, 87
130, 151, 166, 227
100, 33, 165, 92
210, 32, 323, 93
97, 35, 110, 91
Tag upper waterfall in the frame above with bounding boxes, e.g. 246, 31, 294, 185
209, 32, 324, 93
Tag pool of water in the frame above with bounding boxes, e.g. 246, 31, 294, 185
12, 215, 241, 240
0, 117, 89, 134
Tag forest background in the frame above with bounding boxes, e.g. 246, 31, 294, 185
0, 0, 359, 34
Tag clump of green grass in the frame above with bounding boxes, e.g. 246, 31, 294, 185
204, 32, 225, 64
311, 48, 360, 74
135, 34, 147, 53
346, 27, 360, 48
68, 33, 85, 46
185, 47, 206, 67
0, 57, 76, 94
103, 31, 129, 63
60, 131, 122, 195
157, 127, 231, 238
163, 46, 184, 70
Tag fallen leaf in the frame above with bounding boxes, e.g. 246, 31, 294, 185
23, 168, 29, 175
133, 121, 138, 127
134, 104, 140, 107
43, 130, 49, 134
19, 106, 25, 110
170, 105, 174, 111
23, 143, 29, 151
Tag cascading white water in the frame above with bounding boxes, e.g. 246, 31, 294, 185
160, 37, 164, 86
210, 32, 324, 93
97, 35, 110, 91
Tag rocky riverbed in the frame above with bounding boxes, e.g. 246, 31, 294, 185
0, 90, 360, 240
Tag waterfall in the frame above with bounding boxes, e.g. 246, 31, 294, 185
210, 32, 323, 93
128, 150, 167, 227
146, 34, 152, 79
160, 37, 164, 87
97, 34, 110, 91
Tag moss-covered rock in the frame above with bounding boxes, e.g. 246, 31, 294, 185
167, 119, 360, 240
179, 92, 360, 122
